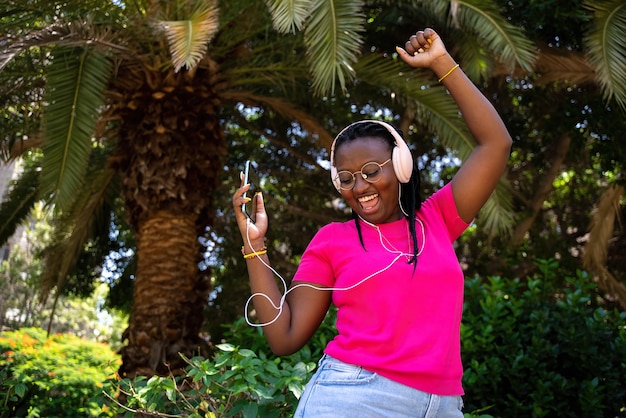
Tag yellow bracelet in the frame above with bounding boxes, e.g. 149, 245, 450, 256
438, 64, 460, 83
242, 246, 267, 259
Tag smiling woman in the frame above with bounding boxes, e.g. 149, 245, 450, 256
231, 27, 512, 418
332, 123, 412, 226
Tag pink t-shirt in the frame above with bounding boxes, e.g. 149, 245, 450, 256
292, 182, 469, 396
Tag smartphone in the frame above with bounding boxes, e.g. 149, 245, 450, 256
242, 160, 260, 223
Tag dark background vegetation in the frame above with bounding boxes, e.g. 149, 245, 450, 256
1, 0, 624, 416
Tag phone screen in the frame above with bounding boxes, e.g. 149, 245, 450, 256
242, 160, 260, 223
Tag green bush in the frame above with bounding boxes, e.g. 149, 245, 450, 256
462, 259, 626, 417
102, 311, 339, 417
104, 344, 315, 418
0, 327, 120, 417
5, 261, 623, 417
98, 259, 625, 418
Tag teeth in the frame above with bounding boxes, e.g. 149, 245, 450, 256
359, 194, 378, 203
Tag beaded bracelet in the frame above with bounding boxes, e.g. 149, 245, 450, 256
438, 64, 460, 83
242, 246, 267, 259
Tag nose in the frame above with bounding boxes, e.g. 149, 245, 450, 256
352, 173, 369, 192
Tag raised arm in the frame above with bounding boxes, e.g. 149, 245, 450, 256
232, 176, 331, 355
396, 28, 512, 223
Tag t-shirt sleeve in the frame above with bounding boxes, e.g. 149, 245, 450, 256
291, 224, 336, 286
425, 182, 470, 241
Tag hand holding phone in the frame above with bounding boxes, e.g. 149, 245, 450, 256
242, 160, 260, 223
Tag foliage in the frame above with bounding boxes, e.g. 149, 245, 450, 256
462, 259, 626, 417
0, 260, 622, 417
0, 327, 120, 417
102, 345, 315, 418
101, 309, 338, 417
1, 0, 625, 381
0, 201, 128, 348
101, 260, 625, 417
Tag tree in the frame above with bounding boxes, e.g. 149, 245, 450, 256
2, 0, 623, 378
480, 0, 626, 308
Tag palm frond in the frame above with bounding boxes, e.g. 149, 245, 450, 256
266, 0, 312, 32
583, 0, 626, 111
354, 55, 475, 155
355, 54, 515, 235
221, 91, 334, 149
40, 46, 111, 213
158, 0, 220, 72
534, 48, 596, 86
455, 35, 497, 82
304, 0, 366, 95
41, 165, 117, 298
479, 178, 515, 237
0, 24, 72, 72
450, 0, 536, 72
582, 184, 626, 309
0, 160, 40, 246
583, 184, 624, 270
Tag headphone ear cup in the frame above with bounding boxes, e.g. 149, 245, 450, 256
392, 141, 413, 183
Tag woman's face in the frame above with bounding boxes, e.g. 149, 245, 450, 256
334, 136, 403, 224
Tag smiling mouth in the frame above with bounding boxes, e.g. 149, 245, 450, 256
358, 193, 379, 210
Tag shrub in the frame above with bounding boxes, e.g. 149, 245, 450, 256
104, 344, 315, 418
462, 259, 626, 418
103, 260, 626, 417
0, 327, 120, 417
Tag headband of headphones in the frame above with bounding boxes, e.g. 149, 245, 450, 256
330, 120, 413, 191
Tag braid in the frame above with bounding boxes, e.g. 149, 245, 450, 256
402, 158, 422, 268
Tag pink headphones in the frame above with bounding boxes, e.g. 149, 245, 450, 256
330, 120, 413, 192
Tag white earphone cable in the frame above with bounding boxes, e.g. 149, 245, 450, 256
243, 214, 426, 327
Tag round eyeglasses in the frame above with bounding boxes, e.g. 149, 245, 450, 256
335, 159, 391, 190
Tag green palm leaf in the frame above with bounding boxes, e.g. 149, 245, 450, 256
266, 0, 312, 32
158, 0, 220, 72
0, 159, 40, 245
480, 177, 515, 236
448, 0, 536, 72
584, 0, 626, 111
0, 24, 69, 72
304, 0, 365, 95
355, 54, 475, 154
355, 54, 515, 235
41, 165, 117, 298
40, 47, 111, 213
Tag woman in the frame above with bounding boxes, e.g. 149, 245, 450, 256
232, 28, 512, 417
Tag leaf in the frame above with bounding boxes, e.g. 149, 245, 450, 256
40, 164, 117, 298
450, 0, 537, 72
533, 48, 596, 86
14, 382, 27, 397
304, 0, 366, 95
0, 159, 39, 246
0, 24, 71, 72
354, 53, 515, 236
265, 0, 312, 32
479, 178, 516, 237
583, 0, 626, 111
158, 0, 220, 72
216, 343, 236, 352
40, 46, 111, 213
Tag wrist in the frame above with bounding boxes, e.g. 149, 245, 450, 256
431, 54, 458, 80
242, 239, 266, 253
242, 245, 267, 259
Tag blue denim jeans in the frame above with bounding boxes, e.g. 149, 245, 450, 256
294, 355, 464, 418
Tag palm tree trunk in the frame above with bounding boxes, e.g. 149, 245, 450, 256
119, 210, 209, 378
